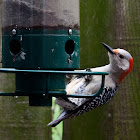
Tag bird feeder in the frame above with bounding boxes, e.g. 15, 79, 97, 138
0, 0, 108, 106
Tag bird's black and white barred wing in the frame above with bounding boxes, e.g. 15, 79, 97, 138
71, 85, 118, 117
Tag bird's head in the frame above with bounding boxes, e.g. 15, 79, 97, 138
102, 42, 133, 84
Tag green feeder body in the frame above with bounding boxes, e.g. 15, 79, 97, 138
2, 0, 80, 106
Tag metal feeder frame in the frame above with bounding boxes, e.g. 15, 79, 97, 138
0, 68, 108, 105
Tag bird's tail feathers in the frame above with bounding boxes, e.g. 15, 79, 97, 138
47, 118, 61, 127
47, 109, 72, 127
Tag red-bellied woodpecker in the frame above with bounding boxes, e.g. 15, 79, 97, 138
48, 43, 133, 127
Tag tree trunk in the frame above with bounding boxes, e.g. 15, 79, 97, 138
63, 0, 140, 139
113, 0, 140, 139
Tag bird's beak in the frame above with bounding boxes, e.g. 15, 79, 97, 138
101, 42, 115, 54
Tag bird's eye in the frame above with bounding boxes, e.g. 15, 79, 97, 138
119, 54, 124, 59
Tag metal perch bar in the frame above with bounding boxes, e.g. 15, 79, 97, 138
0, 92, 45, 96
0, 68, 108, 75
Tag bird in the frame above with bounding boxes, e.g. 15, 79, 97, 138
48, 42, 133, 127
